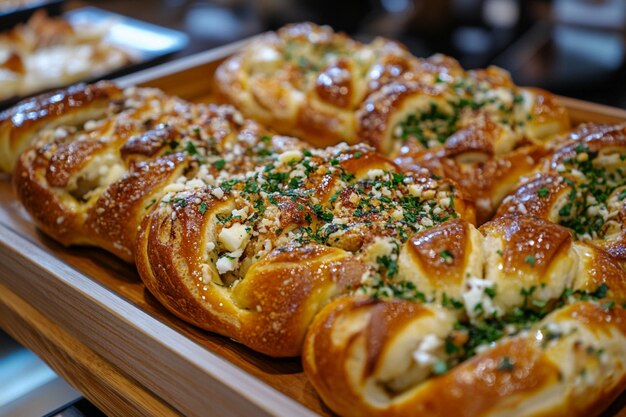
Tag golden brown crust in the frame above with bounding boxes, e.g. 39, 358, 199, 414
0, 81, 123, 173
404, 218, 470, 288
9, 83, 314, 262
480, 215, 572, 276
83, 155, 188, 260
524, 87, 571, 141
315, 58, 355, 109
357, 82, 447, 155
13, 147, 84, 246
216, 23, 571, 221
400, 143, 549, 223
134, 139, 468, 356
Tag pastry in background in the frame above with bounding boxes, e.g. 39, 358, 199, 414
0, 10, 131, 102
216, 22, 571, 222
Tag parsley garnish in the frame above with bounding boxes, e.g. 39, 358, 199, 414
312, 204, 333, 222
440, 250, 454, 264
253, 198, 265, 214
214, 159, 225, 170
377, 255, 398, 278
537, 187, 550, 198
442, 293, 464, 310
184, 141, 199, 155
484, 286, 497, 299
498, 357, 515, 371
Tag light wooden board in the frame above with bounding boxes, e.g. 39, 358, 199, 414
1, 41, 626, 417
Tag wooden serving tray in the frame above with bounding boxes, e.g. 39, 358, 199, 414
1, 40, 626, 417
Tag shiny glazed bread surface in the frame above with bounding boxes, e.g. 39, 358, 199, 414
216, 22, 571, 221
4, 81, 474, 357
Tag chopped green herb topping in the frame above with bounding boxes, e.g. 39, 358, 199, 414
440, 250, 454, 264
442, 293, 464, 310
214, 159, 226, 170
484, 286, 497, 299
432, 360, 448, 375
377, 255, 399, 278
524, 254, 536, 267
498, 357, 515, 371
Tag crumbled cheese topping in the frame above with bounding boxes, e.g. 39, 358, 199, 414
278, 150, 303, 164
218, 223, 250, 252
463, 277, 500, 321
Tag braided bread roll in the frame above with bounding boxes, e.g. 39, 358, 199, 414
303, 215, 626, 417
216, 23, 571, 221
136, 141, 475, 356
8, 81, 303, 262
303, 124, 626, 416
3, 82, 475, 357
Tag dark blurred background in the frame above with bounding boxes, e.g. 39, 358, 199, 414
76, 0, 626, 108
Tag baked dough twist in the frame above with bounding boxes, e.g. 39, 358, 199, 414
136, 140, 474, 356
3, 81, 474, 357
216, 22, 571, 221
302, 121, 626, 416
5, 82, 315, 260
303, 214, 626, 417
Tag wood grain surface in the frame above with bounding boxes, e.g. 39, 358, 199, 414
0, 43, 625, 417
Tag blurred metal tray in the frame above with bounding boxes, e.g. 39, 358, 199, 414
0, 0, 64, 29
0, 6, 189, 109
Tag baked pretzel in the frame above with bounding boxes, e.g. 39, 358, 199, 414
3, 82, 474, 357
303, 215, 626, 417
5, 81, 311, 261
497, 123, 626, 266
216, 23, 571, 221
136, 141, 475, 356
